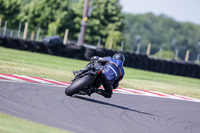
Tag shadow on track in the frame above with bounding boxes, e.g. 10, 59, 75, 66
74, 95, 156, 116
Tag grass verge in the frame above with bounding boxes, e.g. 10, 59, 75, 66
0, 113, 72, 133
0, 46, 199, 133
0, 46, 199, 99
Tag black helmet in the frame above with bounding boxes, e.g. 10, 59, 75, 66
113, 53, 125, 63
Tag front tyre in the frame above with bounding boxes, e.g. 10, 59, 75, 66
65, 75, 92, 96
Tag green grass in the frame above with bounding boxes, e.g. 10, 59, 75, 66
0, 46, 200, 133
0, 46, 200, 99
0, 113, 72, 133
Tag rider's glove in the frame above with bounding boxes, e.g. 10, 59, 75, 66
90, 56, 99, 61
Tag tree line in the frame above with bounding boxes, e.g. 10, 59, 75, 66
0, 0, 200, 61
124, 13, 200, 61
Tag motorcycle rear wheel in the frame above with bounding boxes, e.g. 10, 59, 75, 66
65, 75, 92, 96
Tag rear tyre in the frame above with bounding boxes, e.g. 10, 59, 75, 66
65, 75, 92, 96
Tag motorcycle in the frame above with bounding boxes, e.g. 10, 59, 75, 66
65, 60, 104, 96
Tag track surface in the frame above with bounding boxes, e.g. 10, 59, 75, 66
0, 80, 200, 133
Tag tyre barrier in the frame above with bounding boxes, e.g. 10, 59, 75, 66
0, 36, 199, 79
147, 58, 155, 71
0, 36, 6, 46
189, 64, 198, 78
164, 60, 172, 74
65, 44, 85, 60
157, 59, 165, 73
177, 62, 186, 76
129, 53, 137, 68
104, 49, 115, 57
84, 47, 97, 60
31, 41, 48, 53
122, 52, 131, 67
140, 55, 148, 70
96, 48, 106, 57
19, 39, 35, 52
6, 37, 22, 49
134, 54, 142, 69
170, 61, 179, 75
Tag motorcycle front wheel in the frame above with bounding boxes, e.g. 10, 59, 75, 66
65, 75, 92, 96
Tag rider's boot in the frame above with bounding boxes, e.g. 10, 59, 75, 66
73, 70, 83, 76
73, 65, 91, 76
73, 68, 88, 76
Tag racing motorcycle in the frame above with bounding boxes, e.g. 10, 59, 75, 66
65, 60, 104, 96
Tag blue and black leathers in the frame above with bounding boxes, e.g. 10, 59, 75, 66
76, 56, 125, 98
102, 57, 125, 83
93, 56, 125, 98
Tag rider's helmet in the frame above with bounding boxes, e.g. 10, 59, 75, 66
113, 53, 125, 63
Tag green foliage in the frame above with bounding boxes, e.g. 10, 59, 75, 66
124, 13, 200, 61
105, 30, 122, 50
153, 50, 175, 60
71, 0, 124, 46
0, 0, 21, 28
21, 0, 31, 5
18, 0, 68, 35
1, 0, 199, 60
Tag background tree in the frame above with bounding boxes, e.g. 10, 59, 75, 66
123, 13, 200, 61
70, 0, 124, 47
1, 0, 200, 61
0, 0, 21, 28
105, 31, 123, 50
21, 0, 31, 5
19, 0, 68, 36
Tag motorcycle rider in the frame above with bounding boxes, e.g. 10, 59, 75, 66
73, 53, 125, 98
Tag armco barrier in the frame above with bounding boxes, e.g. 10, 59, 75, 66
0, 36, 199, 79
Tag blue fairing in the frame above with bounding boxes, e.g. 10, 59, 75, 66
103, 57, 125, 82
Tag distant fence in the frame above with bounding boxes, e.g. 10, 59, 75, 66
0, 36, 199, 79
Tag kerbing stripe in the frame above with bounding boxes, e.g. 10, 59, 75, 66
0, 77, 10, 80
59, 81, 71, 85
42, 78, 70, 86
166, 93, 194, 101
14, 75, 52, 85
29, 76, 68, 86
0, 74, 24, 81
0, 73, 39, 83
0, 73, 200, 103
118, 88, 143, 94
135, 89, 169, 97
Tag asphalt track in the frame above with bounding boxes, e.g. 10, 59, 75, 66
0, 80, 200, 133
